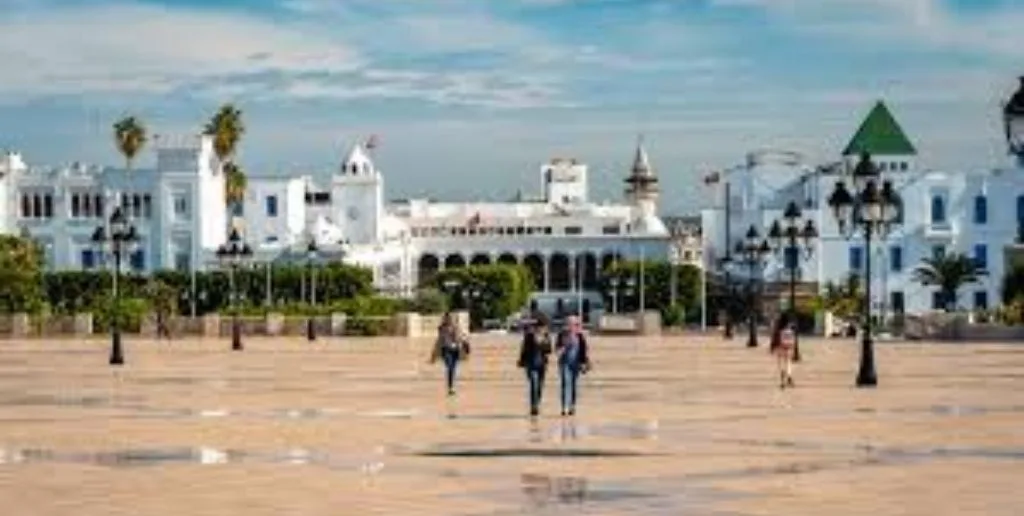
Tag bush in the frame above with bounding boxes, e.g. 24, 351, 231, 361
93, 297, 150, 333
661, 303, 685, 327
403, 288, 448, 314
432, 264, 532, 329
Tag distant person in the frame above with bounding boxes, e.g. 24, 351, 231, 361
517, 315, 553, 417
430, 312, 470, 396
555, 315, 591, 416
770, 313, 797, 389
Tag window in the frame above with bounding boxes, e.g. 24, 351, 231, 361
973, 244, 987, 270
231, 202, 244, 217
784, 247, 798, 270
890, 246, 903, 272
174, 253, 190, 272
94, 195, 104, 218
130, 250, 145, 271
173, 194, 188, 218
564, 226, 582, 235
974, 291, 989, 310
42, 194, 53, 218
81, 249, 96, 269
71, 194, 81, 218
849, 246, 863, 271
265, 195, 278, 217
265, 236, 278, 243
891, 291, 905, 314
932, 291, 945, 310
602, 225, 621, 235
930, 195, 946, 224
142, 194, 152, 219
932, 245, 945, 260
974, 196, 988, 224
900, 162, 908, 171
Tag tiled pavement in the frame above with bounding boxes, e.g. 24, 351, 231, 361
0, 334, 1021, 515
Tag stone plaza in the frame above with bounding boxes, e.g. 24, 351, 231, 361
0, 334, 1021, 515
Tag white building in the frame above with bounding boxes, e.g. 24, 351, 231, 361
0, 135, 227, 273
701, 100, 1024, 316
1, 135, 673, 303
245, 140, 672, 296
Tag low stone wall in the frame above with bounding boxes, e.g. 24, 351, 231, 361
0, 311, 459, 339
905, 312, 1024, 342
595, 311, 663, 335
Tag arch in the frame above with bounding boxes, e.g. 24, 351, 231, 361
497, 253, 518, 265
549, 253, 571, 291
444, 254, 466, 268
575, 252, 600, 290
523, 253, 545, 291
418, 254, 440, 285
470, 253, 491, 266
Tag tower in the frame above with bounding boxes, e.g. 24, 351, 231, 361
331, 142, 383, 245
842, 100, 917, 173
624, 136, 659, 218
0, 151, 27, 235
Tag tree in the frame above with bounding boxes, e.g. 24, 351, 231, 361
913, 253, 986, 312
0, 236, 45, 313
817, 273, 863, 320
599, 260, 701, 321
203, 104, 246, 227
113, 116, 148, 172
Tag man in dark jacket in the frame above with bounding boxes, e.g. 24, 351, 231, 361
518, 316, 552, 417
555, 315, 591, 416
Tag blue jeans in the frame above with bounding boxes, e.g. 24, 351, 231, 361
442, 349, 459, 392
559, 362, 580, 412
526, 367, 546, 412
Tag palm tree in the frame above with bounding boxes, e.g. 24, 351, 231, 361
913, 253, 987, 312
113, 116, 147, 171
202, 104, 246, 228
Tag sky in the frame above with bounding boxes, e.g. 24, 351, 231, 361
0, 0, 1022, 214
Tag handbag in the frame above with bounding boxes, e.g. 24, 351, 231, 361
461, 339, 471, 356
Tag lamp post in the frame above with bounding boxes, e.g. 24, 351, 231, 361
306, 238, 319, 342
827, 152, 902, 388
734, 225, 771, 348
91, 207, 138, 366
215, 228, 253, 351
1003, 75, 1024, 163
767, 201, 818, 362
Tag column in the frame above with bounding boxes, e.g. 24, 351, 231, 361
542, 252, 550, 292
568, 252, 577, 292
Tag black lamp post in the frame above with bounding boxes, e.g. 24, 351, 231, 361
91, 207, 138, 366
215, 228, 253, 351
1002, 75, 1024, 161
767, 201, 818, 362
306, 238, 319, 342
717, 255, 735, 339
827, 152, 902, 388
734, 225, 771, 348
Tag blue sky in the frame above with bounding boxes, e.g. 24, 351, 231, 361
0, 0, 1021, 213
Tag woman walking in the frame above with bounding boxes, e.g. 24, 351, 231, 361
430, 312, 469, 396
770, 313, 797, 389
555, 315, 591, 416
517, 316, 553, 417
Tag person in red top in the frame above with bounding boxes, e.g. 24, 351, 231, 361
770, 313, 797, 389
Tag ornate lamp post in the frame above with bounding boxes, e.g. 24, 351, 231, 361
767, 201, 818, 362
306, 237, 319, 342
734, 225, 771, 348
91, 207, 138, 366
1003, 75, 1024, 162
215, 228, 253, 351
827, 152, 902, 387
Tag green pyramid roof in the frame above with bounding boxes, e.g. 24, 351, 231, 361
842, 101, 917, 156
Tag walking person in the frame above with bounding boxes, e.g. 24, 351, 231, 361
430, 312, 470, 396
770, 313, 797, 389
517, 315, 553, 417
555, 315, 591, 416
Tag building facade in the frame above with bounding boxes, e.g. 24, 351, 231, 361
0, 135, 227, 274
701, 101, 1024, 316
1, 136, 673, 303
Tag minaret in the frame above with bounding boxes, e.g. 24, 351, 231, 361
624, 135, 659, 218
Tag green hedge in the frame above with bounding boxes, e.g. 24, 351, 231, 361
431, 264, 532, 329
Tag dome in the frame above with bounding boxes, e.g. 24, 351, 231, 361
340, 143, 374, 175
630, 214, 669, 236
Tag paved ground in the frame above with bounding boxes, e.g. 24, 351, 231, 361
0, 333, 1022, 515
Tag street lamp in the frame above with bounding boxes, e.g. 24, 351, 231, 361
1002, 75, 1024, 161
215, 228, 253, 351
91, 206, 139, 366
734, 225, 771, 348
827, 152, 902, 387
306, 237, 319, 342
768, 201, 818, 362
